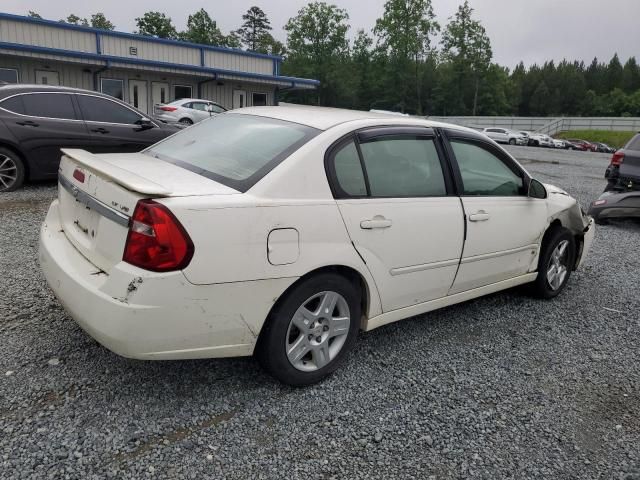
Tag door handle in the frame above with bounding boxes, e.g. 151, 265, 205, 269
468, 211, 490, 222
16, 120, 39, 127
91, 128, 109, 134
360, 216, 392, 229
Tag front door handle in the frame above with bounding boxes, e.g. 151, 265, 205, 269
16, 120, 39, 127
360, 216, 392, 229
468, 211, 490, 222
91, 128, 110, 134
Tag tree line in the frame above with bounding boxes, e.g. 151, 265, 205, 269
27, 1, 640, 117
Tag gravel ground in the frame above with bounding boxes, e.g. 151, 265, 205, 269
1, 148, 639, 479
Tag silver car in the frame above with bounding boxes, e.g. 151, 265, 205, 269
481, 128, 527, 145
154, 98, 227, 126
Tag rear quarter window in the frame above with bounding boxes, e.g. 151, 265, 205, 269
625, 134, 640, 151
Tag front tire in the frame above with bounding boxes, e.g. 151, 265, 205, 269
531, 227, 576, 299
509, 138, 516, 145
0, 148, 25, 192
256, 273, 361, 386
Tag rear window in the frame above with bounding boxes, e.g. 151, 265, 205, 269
145, 114, 319, 192
625, 134, 640, 151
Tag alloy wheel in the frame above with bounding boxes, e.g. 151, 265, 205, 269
546, 240, 569, 291
0, 154, 18, 190
285, 291, 351, 372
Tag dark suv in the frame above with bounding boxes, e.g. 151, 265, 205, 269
0, 84, 179, 191
604, 133, 640, 191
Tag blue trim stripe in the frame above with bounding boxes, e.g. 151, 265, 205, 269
0, 12, 283, 62
0, 41, 320, 86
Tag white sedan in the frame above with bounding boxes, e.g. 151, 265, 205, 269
39, 107, 595, 385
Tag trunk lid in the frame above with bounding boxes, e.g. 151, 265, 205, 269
57, 149, 238, 272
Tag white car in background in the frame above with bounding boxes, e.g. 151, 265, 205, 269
529, 133, 554, 148
154, 98, 227, 125
481, 128, 527, 145
39, 106, 594, 386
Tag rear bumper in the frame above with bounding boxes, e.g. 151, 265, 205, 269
39, 200, 297, 360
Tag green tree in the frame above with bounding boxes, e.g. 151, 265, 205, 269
529, 81, 551, 115
284, 2, 350, 106
255, 33, 286, 56
135, 12, 178, 39
374, 0, 439, 114
60, 14, 89, 26
180, 9, 226, 46
90, 13, 115, 30
622, 57, 640, 93
606, 53, 624, 91
441, 0, 492, 115
27, 11, 42, 19
236, 6, 272, 52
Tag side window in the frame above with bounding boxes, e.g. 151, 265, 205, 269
1, 95, 26, 114
210, 104, 226, 113
21, 94, 77, 120
191, 102, 207, 112
77, 95, 142, 124
359, 137, 446, 197
333, 140, 367, 196
450, 140, 525, 196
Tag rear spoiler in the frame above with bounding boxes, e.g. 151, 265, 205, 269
60, 149, 172, 196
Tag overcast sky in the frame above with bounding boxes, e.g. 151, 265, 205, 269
4, 0, 639, 69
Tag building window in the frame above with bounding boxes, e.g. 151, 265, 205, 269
252, 92, 268, 107
174, 85, 192, 100
0, 68, 18, 84
101, 78, 124, 100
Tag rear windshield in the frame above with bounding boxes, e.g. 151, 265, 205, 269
145, 113, 319, 192
625, 134, 640, 151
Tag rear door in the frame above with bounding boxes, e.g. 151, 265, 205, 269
328, 127, 464, 312
76, 93, 167, 153
0, 92, 91, 176
188, 101, 211, 122
443, 131, 547, 294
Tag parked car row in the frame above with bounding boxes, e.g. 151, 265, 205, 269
480, 127, 617, 153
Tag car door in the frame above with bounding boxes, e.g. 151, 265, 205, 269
443, 131, 548, 294
0, 92, 91, 176
188, 101, 212, 122
327, 127, 465, 312
75, 93, 166, 153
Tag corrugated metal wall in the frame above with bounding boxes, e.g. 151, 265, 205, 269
0, 55, 93, 89
204, 51, 272, 75
101, 36, 200, 66
0, 19, 96, 53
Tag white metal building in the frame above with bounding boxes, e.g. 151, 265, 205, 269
0, 13, 319, 115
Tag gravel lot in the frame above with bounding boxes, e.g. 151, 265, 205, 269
1, 147, 639, 479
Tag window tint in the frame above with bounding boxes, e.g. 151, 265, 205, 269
333, 140, 367, 196
359, 137, 446, 197
450, 140, 525, 196
22, 93, 77, 120
145, 114, 318, 191
1, 95, 25, 114
210, 104, 226, 113
191, 102, 207, 111
625, 134, 640, 151
77, 95, 141, 124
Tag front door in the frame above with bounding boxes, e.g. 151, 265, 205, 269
151, 82, 169, 107
233, 89, 247, 109
129, 80, 148, 114
328, 128, 464, 312
35, 70, 60, 85
445, 135, 547, 294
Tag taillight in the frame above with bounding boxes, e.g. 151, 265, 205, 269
123, 200, 194, 272
610, 150, 625, 166
159, 106, 178, 112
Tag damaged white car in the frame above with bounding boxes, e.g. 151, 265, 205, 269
39, 106, 595, 385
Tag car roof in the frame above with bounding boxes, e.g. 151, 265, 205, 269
169, 98, 220, 104
0, 83, 89, 98
233, 105, 478, 133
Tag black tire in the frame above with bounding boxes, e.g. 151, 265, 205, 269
178, 118, 193, 125
530, 227, 576, 299
0, 147, 25, 192
509, 138, 516, 145
256, 273, 361, 386
533, 140, 540, 147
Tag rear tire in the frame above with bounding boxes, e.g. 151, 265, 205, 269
0, 147, 25, 192
256, 273, 361, 386
178, 118, 193, 125
530, 227, 576, 299
509, 138, 516, 145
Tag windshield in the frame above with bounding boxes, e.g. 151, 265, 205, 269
145, 113, 319, 191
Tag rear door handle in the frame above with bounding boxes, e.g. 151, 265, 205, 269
91, 128, 110, 134
16, 120, 39, 127
360, 216, 392, 229
469, 211, 490, 222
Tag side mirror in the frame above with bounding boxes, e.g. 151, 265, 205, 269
528, 178, 547, 199
205, 104, 215, 116
135, 118, 154, 130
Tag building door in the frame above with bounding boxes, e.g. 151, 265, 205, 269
233, 89, 247, 109
129, 80, 148, 114
152, 82, 169, 106
35, 70, 59, 85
